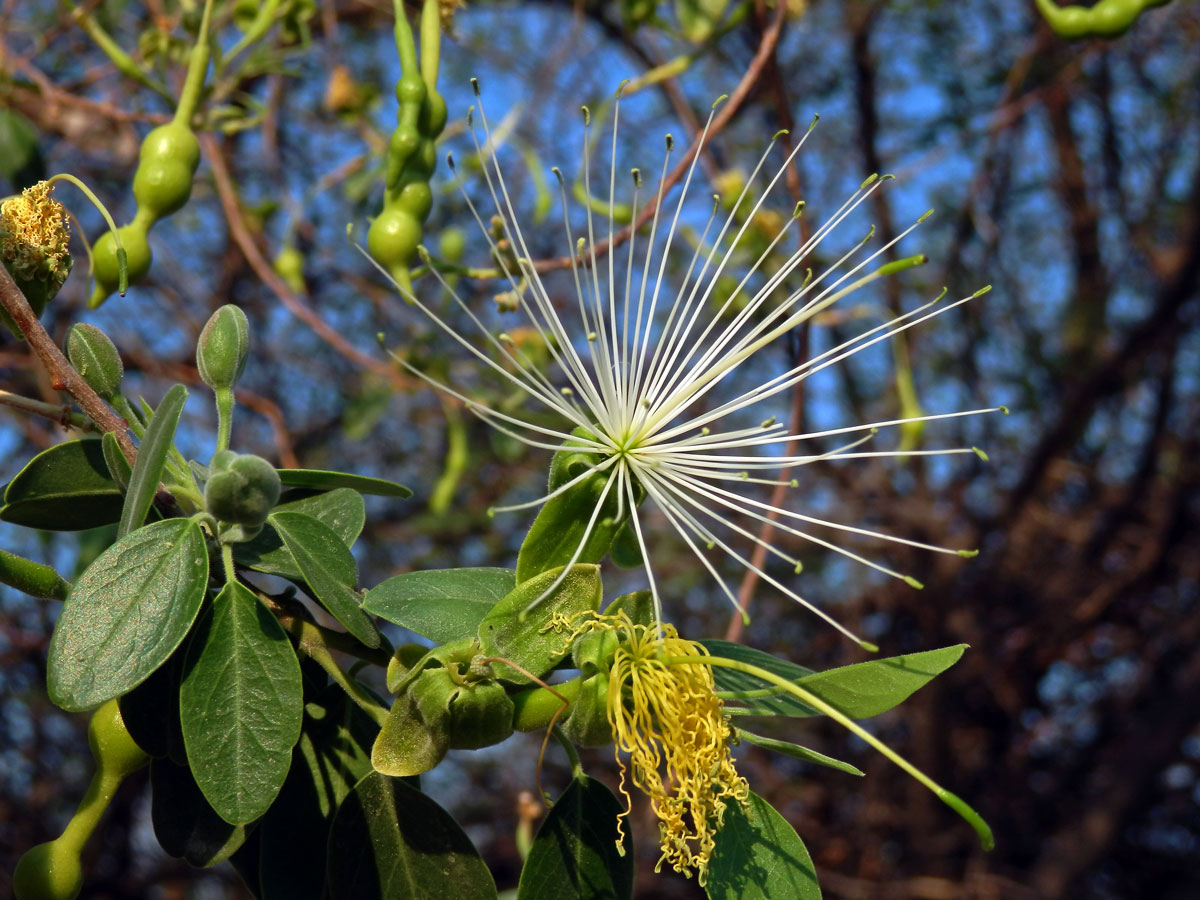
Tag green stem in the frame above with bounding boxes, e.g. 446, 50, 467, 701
174, 0, 216, 126
47, 173, 128, 295
419, 0, 441, 89
665, 654, 995, 851
393, 0, 419, 75
0, 388, 93, 431
511, 677, 582, 732
214, 386, 234, 453
66, 2, 174, 103
0, 547, 71, 600
221, 543, 236, 584
222, 0, 283, 65
112, 395, 146, 440
551, 724, 585, 779
279, 614, 389, 724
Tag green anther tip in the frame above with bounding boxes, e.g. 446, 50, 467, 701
957, 548, 980, 558
880, 173, 896, 182
934, 286, 949, 302
665, 133, 674, 151
346, 222, 355, 238
973, 284, 993, 298
859, 639, 880, 653
466, 106, 475, 126
860, 173, 879, 189
446, 152, 456, 169
416, 245, 432, 263
616, 79, 629, 96
701, 427, 710, 435
739, 472, 749, 480
972, 446, 990, 462
793, 201, 805, 219
865, 224, 877, 239
471, 77, 481, 95
117, 247, 129, 295
937, 789, 995, 851
870, 427, 880, 436
631, 168, 642, 187
712, 94, 729, 110
807, 113, 819, 130
772, 128, 789, 141
789, 479, 798, 488
917, 209, 934, 224
705, 540, 715, 550
998, 405, 1010, 415
740, 609, 751, 626
793, 562, 803, 574
904, 576, 924, 590
552, 167, 563, 182
580, 105, 591, 126
375, 332, 386, 346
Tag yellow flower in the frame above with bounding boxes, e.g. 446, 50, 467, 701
1, 181, 71, 290
571, 612, 748, 884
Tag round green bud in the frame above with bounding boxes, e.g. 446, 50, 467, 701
196, 304, 250, 392
66, 324, 124, 402
12, 839, 83, 900
204, 452, 281, 528
446, 680, 515, 750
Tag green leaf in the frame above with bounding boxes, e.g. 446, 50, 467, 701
235, 488, 364, 580
278, 468, 412, 498
477, 565, 603, 683
790, 645, 967, 719
706, 792, 820, 900
151, 757, 248, 867
1, 439, 122, 530
371, 687, 448, 778
364, 567, 516, 642
269, 510, 381, 648
734, 729, 864, 777
326, 772, 497, 900
101, 431, 132, 494
119, 384, 187, 538
0, 107, 43, 184
180, 581, 304, 824
259, 684, 380, 900
47, 518, 208, 711
517, 775, 633, 900
701, 640, 817, 717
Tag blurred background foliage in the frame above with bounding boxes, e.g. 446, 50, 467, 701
2, 0, 1198, 897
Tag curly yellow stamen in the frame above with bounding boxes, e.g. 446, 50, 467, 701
562, 611, 747, 885
1, 181, 72, 288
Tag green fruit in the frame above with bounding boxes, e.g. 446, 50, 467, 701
66, 324, 124, 402
133, 159, 195, 219
89, 698, 150, 778
12, 839, 83, 900
367, 208, 422, 273
204, 452, 281, 527
139, 123, 201, 173
90, 223, 152, 303
447, 680, 515, 750
196, 304, 250, 392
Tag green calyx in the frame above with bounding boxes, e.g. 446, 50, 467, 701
204, 451, 281, 529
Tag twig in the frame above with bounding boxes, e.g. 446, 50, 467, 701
0, 264, 136, 460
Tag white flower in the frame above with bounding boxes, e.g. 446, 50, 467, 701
376, 84, 1000, 647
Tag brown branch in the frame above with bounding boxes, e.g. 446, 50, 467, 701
529, 0, 787, 274
0, 264, 136, 460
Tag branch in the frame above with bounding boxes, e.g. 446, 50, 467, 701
0, 264, 136, 460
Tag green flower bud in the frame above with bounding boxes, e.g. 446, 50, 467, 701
66, 324, 124, 402
204, 452, 281, 528
446, 679, 514, 750
196, 305, 250, 393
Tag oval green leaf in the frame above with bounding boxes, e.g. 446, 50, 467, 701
119, 383, 187, 538
701, 640, 817, 717
269, 509, 381, 649
517, 775, 633, 900
277, 468, 412, 498
180, 580, 304, 824
326, 772, 497, 900
706, 792, 820, 900
477, 565, 602, 683
792, 645, 967, 719
1, 438, 122, 530
364, 567, 516, 642
47, 517, 208, 711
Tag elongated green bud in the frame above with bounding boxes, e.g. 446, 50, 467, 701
196, 304, 250, 392
66, 324, 124, 402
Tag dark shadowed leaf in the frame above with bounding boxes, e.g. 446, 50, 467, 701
326, 772, 496, 900
151, 758, 247, 867
1, 439, 122, 530
701, 640, 817, 717
517, 775, 633, 900
47, 517, 208, 711
364, 567, 515, 641
277, 468, 412, 497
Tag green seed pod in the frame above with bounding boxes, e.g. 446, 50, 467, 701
12, 839, 83, 900
90, 223, 152, 306
204, 452, 281, 528
446, 679, 515, 750
439, 226, 466, 264
1, 182, 72, 335
66, 324, 124, 402
133, 159, 196, 220
367, 207, 422, 286
139, 123, 201, 174
196, 304, 250, 393
89, 697, 150, 780
561, 672, 612, 748
272, 243, 306, 295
